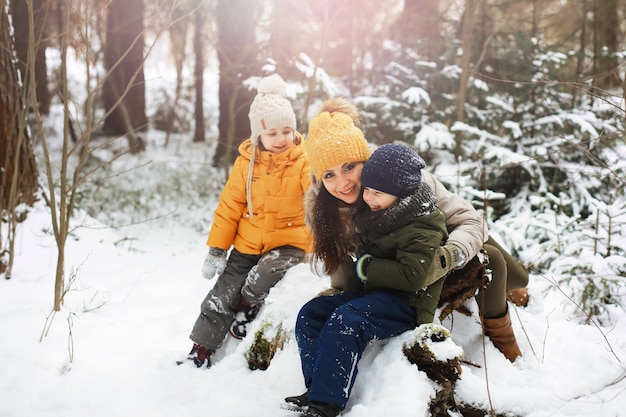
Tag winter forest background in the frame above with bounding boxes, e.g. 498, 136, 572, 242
1, 1, 626, 416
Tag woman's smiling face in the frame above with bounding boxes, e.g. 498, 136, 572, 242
321, 162, 365, 205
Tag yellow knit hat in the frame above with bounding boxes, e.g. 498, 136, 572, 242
304, 111, 371, 179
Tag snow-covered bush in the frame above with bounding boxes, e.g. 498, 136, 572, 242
353, 38, 626, 324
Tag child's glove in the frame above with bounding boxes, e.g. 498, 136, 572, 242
201, 247, 227, 280
423, 243, 465, 287
356, 254, 373, 282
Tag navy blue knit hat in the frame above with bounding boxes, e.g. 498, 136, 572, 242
361, 143, 426, 197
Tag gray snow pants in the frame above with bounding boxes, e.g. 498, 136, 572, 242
190, 245, 305, 350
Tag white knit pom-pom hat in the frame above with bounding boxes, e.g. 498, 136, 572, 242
248, 74, 297, 144
245, 74, 297, 218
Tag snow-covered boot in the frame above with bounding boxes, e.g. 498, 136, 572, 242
300, 401, 341, 417
506, 287, 529, 307
283, 388, 310, 411
229, 298, 260, 339
483, 308, 522, 362
186, 343, 214, 368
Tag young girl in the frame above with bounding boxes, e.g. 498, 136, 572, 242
183, 74, 312, 368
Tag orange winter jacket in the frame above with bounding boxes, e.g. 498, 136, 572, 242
207, 135, 313, 255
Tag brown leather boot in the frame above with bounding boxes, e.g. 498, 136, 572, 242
483, 309, 522, 362
506, 288, 529, 307
187, 343, 214, 368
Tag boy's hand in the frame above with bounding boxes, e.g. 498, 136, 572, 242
356, 254, 373, 282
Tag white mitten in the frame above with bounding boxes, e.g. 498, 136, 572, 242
201, 247, 227, 280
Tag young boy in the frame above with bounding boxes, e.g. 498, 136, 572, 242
285, 142, 448, 417
354, 143, 449, 299
184, 74, 312, 368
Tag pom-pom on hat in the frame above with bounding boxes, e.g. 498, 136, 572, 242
248, 74, 297, 144
361, 143, 426, 197
304, 111, 371, 179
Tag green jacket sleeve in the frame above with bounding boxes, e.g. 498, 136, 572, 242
363, 209, 447, 293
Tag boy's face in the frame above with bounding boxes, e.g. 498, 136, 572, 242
258, 127, 295, 153
321, 162, 364, 205
362, 188, 398, 212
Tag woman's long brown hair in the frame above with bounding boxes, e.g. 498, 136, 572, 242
311, 187, 347, 275
309, 97, 364, 274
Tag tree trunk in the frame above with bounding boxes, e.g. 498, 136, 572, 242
193, 4, 205, 143
0, 0, 39, 278
10, 0, 51, 114
102, 0, 147, 151
394, 0, 443, 61
269, 0, 302, 79
592, 0, 621, 90
161, 5, 188, 146
454, 0, 478, 158
575, 0, 588, 79
37, 0, 91, 310
306, 0, 355, 86
213, 0, 258, 168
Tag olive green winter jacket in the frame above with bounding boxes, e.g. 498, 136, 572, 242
352, 184, 448, 324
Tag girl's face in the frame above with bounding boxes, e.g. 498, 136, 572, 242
321, 162, 364, 205
362, 188, 398, 212
258, 127, 295, 153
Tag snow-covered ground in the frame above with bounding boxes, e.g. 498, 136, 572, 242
2, 136, 625, 417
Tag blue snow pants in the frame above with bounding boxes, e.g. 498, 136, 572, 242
295, 290, 417, 409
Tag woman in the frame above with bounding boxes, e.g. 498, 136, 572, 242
284, 98, 528, 416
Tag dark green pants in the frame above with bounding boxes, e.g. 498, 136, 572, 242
475, 236, 529, 318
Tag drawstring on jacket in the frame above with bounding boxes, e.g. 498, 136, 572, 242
246, 144, 256, 219
245, 74, 296, 219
